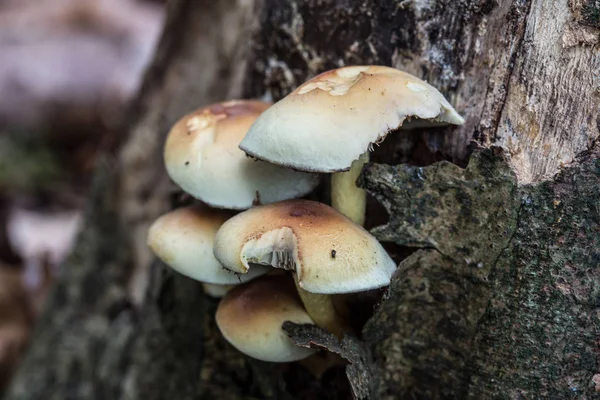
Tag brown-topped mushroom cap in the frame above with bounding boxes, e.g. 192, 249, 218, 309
240, 66, 464, 173
213, 200, 397, 294
164, 100, 320, 209
147, 205, 268, 284
216, 274, 316, 362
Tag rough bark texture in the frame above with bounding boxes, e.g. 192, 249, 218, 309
5, 0, 256, 398
360, 150, 599, 398
244, 0, 599, 181
5, 0, 600, 399
360, 150, 519, 399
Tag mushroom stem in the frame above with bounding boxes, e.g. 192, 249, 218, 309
331, 151, 369, 226
293, 275, 351, 338
202, 282, 234, 298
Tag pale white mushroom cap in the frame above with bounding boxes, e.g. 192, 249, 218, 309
216, 274, 316, 362
147, 206, 268, 284
240, 66, 465, 172
213, 200, 397, 294
164, 100, 320, 209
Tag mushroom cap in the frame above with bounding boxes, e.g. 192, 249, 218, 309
164, 100, 320, 209
213, 199, 397, 294
240, 66, 465, 173
147, 205, 268, 284
216, 274, 316, 362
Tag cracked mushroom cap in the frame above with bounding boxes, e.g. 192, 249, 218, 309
213, 200, 397, 294
164, 100, 320, 210
216, 273, 316, 362
147, 205, 268, 284
240, 65, 465, 172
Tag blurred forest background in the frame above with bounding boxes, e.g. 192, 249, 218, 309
0, 0, 164, 391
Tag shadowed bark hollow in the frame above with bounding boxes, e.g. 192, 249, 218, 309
5, 0, 599, 399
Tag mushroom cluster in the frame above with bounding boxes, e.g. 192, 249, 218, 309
148, 100, 319, 297
147, 66, 464, 364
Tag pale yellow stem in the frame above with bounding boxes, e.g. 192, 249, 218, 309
331, 151, 369, 226
293, 276, 350, 338
202, 282, 234, 298
293, 152, 369, 337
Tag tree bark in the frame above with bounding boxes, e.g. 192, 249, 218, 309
5, 0, 599, 399
5, 0, 256, 399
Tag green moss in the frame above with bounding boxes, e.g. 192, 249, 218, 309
0, 130, 62, 193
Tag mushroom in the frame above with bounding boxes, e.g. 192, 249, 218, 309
239, 65, 465, 225
201, 282, 235, 298
147, 205, 268, 287
164, 100, 320, 210
216, 273, 317, 362
213, 199, 396, 337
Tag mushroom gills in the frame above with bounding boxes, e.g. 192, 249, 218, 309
398, 115, 450, 130
241, 227, 298, 271
240, 227, 350, 337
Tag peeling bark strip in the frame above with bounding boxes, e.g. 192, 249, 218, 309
284, 322, 376, 399
360, 150, 599, 398
361, 150, 520, 399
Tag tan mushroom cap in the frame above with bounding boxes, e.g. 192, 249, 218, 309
147, 205, 268, 284
213, 200, 397, 294
164, 100, 320, 209
240, 65, 465, 172
216, 274, 316, 362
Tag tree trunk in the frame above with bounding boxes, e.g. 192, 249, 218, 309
5, 0, 599, 399
5, 0, 256, 398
